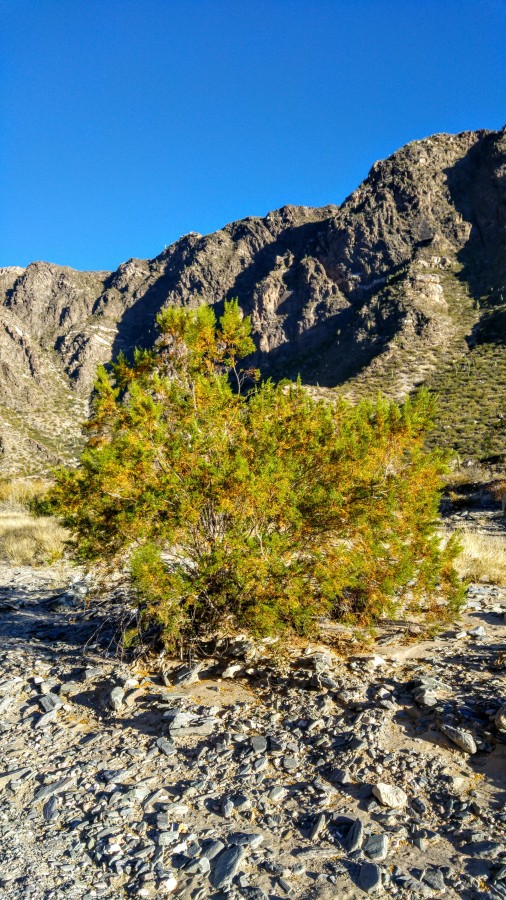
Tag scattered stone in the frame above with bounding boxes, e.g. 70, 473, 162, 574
42, 795, 59, 822
364, 832, 389, 861
210, 844, 245, 889
330, 767, 352, 785
494, 704, 506, 732
372, 783, 408, 808
469, 625, 486, 638
34, 709, 57, 729
250, 735, 268, 754
309, 813, 326, 841
346, 818, 364, 852
108, 685, 125, 711
222, 663, 243, 679
201, 839, 225, 861
294, 847, 341, 860
172, 662, 204, 685
440, 723, 477, 754
0, 559, 504, 899
156, 736, 177, 757
359, 862, 382, 893
423, 867, 446, 891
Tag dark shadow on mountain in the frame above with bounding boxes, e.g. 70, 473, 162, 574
445, 130, 506, 348
109, 272, 176, 362
106, 212, 422, 388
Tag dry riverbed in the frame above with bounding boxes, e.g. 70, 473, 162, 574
0, 549, 506, 899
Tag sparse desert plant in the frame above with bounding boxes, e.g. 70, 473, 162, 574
453, 531, 506, 585
47, 300, 463, 651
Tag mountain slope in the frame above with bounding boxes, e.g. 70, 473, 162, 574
1, 126, 505, 475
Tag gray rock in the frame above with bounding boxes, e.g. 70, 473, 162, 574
156, 737, 176, 757
185, 856, 211, 875
294, 847, 341, 860
165, 709, 193, 728
0, 767, 34, 791
83, 666, 103, 681
423, 868, 446, 891
359, 862, 382, 893
412, 688, 438, 707
309, 813, 326, 840
39, 692, 62, 713
364, 832, 389, 861
210, 844, 245, 889
170, 720, 216, 737
34, 709, 57, 729
346, 818, 364, 853
201, 839, 225, 861
172, 662, 204, 685
469, 625, 486, 638
440, 723, 477, 754
222, 798, 235, 818
250, 735, 267, 754
494, 704, 506, 732
330, 767, 352, 785
222, 663, 243, 679
42, 795, 58, 822
229, 832, 263, 848
108, 686, 125, 711
268, 785, 286, 802
240, 888, 269, 900
34, 776, 74, 802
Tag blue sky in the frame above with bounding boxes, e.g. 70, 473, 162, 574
1, 0, 505, 271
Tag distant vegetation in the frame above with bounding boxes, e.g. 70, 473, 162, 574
47, 302, 463, 651
428, 285, 506, 459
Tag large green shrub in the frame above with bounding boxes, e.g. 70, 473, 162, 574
49, 300, 462, 649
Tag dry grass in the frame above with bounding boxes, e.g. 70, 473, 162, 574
0, 510, 68, 566
0, 479, 68, 566
0, 477, 50, 505
453, 531, 506, 585
443, 463, 492, 489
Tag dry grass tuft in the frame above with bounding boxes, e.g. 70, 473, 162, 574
454, 531, 506, 585
0, 479, 68, 566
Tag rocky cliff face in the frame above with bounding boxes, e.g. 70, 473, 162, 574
1, 126, 505, 474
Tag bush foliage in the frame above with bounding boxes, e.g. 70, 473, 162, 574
49, 300, 462, 649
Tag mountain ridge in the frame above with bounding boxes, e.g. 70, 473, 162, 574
1, 125, 505, 475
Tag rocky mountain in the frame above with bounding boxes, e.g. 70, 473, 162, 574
1, 126, 505, 475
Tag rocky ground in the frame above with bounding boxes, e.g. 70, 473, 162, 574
1, 524, 506, 899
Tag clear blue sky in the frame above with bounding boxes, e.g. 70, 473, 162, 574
1, 0, 505, 271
